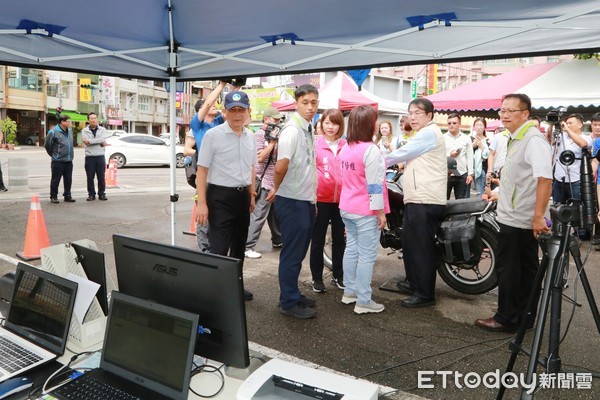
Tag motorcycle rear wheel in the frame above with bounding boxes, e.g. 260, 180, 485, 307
437, 223, 498, 295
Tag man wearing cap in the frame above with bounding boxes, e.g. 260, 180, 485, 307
196, 90, 257, 301
184, 81, 229, 252
244, 107, 283, 259
267, 84, 319, 319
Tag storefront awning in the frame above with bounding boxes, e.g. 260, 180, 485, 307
47, 109, 88, 122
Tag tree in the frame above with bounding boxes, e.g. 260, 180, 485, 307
573, 53, 599, 60
0, 117, 18, 144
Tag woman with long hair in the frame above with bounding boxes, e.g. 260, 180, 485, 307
471, 118, 489, 196
310, 109, 346, 293
339, 105, 389, 314
374, 120, 394, 157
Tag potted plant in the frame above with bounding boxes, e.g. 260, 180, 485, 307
0, 117, 18, 150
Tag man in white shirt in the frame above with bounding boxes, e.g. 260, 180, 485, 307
267, 84, 319, 319
444, 113, 473, 199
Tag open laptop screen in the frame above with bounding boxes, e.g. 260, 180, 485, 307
101, 292, 198, 398
6, 263, 78, 355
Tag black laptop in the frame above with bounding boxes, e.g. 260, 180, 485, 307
0, 263, 78, 382
50, 291, 199, 400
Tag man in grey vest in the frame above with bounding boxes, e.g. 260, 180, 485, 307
82, 112, 109, 201
475, 93, 552, 332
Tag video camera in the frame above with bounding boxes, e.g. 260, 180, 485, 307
550, 148, 597, 230
264, 122, 283, 142
222, 77, 247, 87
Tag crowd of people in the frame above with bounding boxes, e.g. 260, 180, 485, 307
39, 78, 573, 326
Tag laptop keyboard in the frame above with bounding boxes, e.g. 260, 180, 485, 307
0, 336, 43, 373
53, 372, 141, 400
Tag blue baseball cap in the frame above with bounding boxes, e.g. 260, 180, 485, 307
225, 91, 250, 110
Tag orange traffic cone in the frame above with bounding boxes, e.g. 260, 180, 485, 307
183, 198, 197, 236
105, 159, 118, 188
17, 195, 51, 261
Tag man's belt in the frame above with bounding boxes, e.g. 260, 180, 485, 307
208, 183, 250, 192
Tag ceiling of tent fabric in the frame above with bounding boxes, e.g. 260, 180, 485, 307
0, 0, 599, 81
426, 60, 600, 114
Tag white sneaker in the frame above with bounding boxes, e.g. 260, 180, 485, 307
341, 293, 358, 304
244, 249, 262, 259
354, 300, 385, 314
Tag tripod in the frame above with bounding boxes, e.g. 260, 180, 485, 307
497, 211, 600, 400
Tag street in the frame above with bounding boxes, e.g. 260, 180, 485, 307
0, 146, 599, 399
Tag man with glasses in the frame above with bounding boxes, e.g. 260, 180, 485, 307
475, 93, 552, 332
386, 98, 447, 308
195, 90, 256, 301
45, 114, 76, 204
444, 113, 473, 199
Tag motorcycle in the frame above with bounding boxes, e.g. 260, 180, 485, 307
324, 169, 500, 295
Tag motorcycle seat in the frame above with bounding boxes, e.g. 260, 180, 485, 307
444, 198, 489, 217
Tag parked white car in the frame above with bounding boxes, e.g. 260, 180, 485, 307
158, 132, 181, 144
105, 133, 185, 168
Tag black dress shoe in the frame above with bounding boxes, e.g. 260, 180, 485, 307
87, 196, 95, 201
474, 317, 516, 332
64, 197, 76, 203
244, 289, 253, 301
395, 280, 414, 295
0, 187, 7, 192
401, 295, 436, 308
98, 195, 108, 201
50, 198, 59, 204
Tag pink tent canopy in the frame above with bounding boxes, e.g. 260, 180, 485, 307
272, 72, 378, 111
426, 63, 558, 113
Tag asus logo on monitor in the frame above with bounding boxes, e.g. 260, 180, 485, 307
153, 264, 178, 276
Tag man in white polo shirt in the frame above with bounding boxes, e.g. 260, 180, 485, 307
196, 90, 257, 301
267, 84, 319, 319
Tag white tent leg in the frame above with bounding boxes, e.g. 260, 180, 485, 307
169, 78, 177, 245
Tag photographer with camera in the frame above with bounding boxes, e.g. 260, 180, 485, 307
475, 93, 552, 332
244, 107, 284, 259
551, 114, 592, 237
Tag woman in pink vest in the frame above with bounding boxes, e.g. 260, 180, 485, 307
338, 105, 390, 314
310, 109, 347, 293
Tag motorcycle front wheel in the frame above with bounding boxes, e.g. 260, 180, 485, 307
437, 223, 498, 295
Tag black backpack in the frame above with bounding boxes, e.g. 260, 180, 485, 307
185, 144, 198, 188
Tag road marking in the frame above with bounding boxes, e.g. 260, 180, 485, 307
0, 253, 19, 266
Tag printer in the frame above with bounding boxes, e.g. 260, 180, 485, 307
237, 359, 379, 400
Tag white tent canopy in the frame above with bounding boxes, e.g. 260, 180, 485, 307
2, 0, 600, 244
361, 89, 408, 115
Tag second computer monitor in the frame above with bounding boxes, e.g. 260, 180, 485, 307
112, 234, 250, 369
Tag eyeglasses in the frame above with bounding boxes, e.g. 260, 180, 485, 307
408, 110, 425, 117
498, 109, 526, 116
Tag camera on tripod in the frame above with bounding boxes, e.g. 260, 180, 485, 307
264, 122, 283, 142
550, 147, 598, 230
546, 107, 567, 138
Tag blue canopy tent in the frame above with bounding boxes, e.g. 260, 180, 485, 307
1, 0, 599, 244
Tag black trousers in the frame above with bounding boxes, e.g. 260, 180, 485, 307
85, 155, 106, 197
494, 222, 540, 327
206, 184, 250, 262
50, 160, 73, 198
447, 173, 468, 199
402, 203, 445, 300
0, 163, 5, 188
309, 201, 345, 282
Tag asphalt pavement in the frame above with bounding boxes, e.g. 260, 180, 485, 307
0, 147, 599, 399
